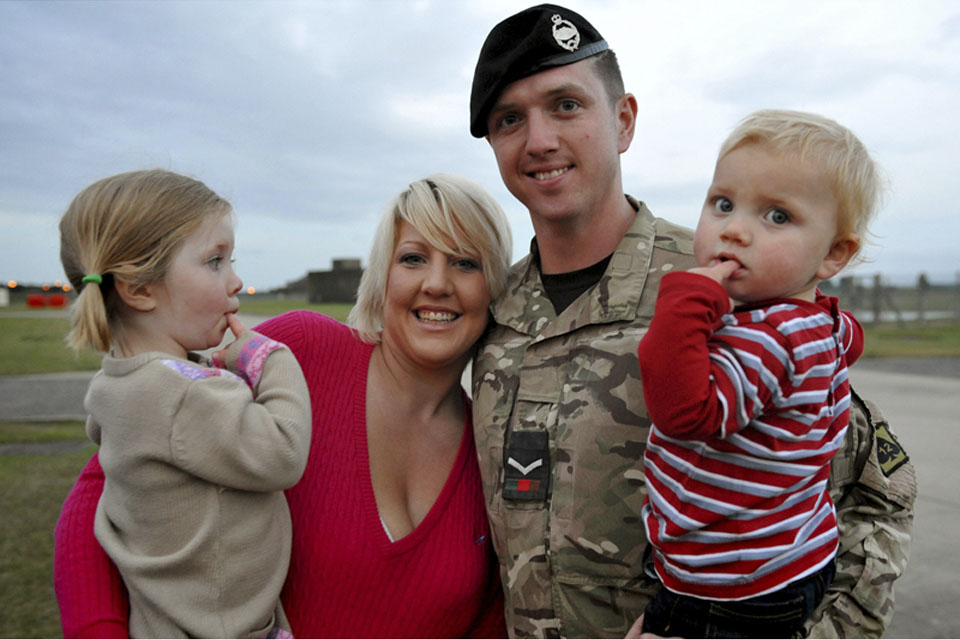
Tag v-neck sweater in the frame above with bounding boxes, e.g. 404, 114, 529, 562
54, 310, 504, 638
261, 312, 500, 637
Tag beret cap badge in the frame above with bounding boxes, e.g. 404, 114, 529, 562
551, 14, 580, 51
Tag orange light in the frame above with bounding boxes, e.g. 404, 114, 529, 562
63, 284, 72, 292
246, 286, 256, 295
42, 283, 51, 291
6, 280, 16, 288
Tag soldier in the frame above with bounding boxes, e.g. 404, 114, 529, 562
468, 4, 917, 638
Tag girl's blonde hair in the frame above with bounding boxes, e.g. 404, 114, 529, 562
59, 169, 232, 352
719, 109, 884, 257
347, 174, 513, 344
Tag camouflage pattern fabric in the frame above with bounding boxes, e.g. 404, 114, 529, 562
804, 392, 916, 638
472, 198, 916, 638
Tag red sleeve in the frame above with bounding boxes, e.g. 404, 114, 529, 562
54, 453, 130, 638
840, 309, 864, 367
815, 291, 864, 368
637, 271, 738, 440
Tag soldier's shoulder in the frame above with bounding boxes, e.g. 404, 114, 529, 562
834, 389, 918, 510
624, 197, 695, 257
857, 392, 917, 506
652, 216, 695, 255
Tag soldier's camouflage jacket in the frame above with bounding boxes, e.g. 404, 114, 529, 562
472, 198, 917, 638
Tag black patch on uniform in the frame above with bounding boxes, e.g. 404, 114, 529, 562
503, 430, 550, 501
876, 423, 908, 477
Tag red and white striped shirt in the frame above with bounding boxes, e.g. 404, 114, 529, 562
637, 272, 863, 600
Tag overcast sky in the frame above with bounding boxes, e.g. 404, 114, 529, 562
2, 0, 958, 291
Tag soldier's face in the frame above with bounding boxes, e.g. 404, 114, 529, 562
485, 59, 634, 227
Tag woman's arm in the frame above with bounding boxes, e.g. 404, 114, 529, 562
53, 453, 129, 638
466, 549, 507, 638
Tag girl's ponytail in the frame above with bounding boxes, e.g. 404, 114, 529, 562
66, 273, 111, 352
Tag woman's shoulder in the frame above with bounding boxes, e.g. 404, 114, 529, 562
255, 310, 367, 370
255, 310, 353, 343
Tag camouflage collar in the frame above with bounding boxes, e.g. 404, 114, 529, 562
491, 195, 656, 340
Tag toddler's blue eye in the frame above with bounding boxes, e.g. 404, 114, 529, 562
764, 209, 791, 225
716, 197, 733, 213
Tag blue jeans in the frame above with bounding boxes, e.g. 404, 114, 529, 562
641, 561, 836, 639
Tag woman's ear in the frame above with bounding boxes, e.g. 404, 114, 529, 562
817, 234, 860, 281
114, 278, 157, 312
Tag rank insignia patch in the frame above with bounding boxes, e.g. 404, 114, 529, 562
503, 430, 550, 501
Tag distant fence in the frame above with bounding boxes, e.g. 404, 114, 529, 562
823, 273, 960, 326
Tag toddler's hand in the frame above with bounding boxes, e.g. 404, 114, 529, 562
211, 313, 247, 368
688, 258, 740, 283
688, 259, 739, 312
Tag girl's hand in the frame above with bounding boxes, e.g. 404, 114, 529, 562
211, 313, 247, 368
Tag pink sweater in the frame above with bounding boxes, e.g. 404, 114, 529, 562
55, 311, 505, 638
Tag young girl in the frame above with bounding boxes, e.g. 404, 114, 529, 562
58, 169, 311, 638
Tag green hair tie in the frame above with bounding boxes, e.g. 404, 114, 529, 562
81, 274, 103, 285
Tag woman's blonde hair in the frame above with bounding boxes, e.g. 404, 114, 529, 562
719, 109, 884, 257
347, 174, 513, 344
59, 169, 232, 352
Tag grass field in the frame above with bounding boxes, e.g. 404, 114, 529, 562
0, 421, 93, 639
0, 300, 353, 375
0, 315, 102, 375
861, 322, 960, 358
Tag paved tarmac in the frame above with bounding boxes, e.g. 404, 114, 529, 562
847, 364, 960, 639
2, 355, 958, 638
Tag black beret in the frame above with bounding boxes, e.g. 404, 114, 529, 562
470, 4, 608, 138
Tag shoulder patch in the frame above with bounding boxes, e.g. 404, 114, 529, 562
876, 423, 908, 477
